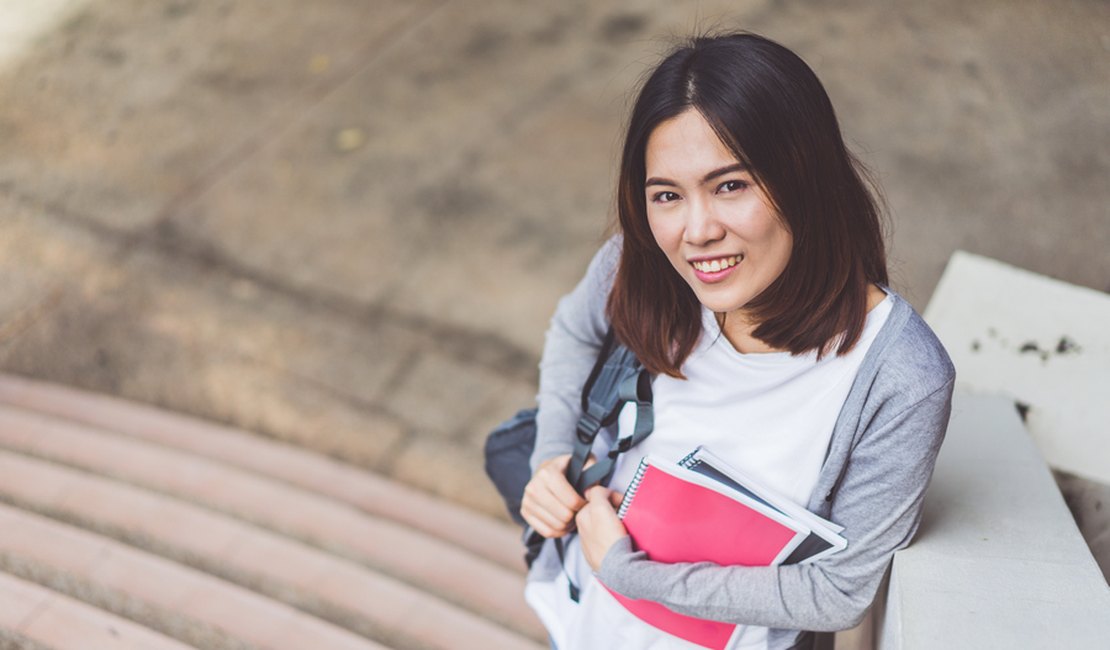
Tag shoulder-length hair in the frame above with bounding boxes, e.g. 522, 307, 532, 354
607, 32, 888, 378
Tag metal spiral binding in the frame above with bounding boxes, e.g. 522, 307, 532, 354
677, 448, 702, 470
616, 457, 651, 519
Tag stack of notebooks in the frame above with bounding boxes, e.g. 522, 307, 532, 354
604, 446, 847, 650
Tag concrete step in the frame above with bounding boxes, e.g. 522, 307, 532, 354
0, 571, 194, 650
0, 501, 385, 650
0, 372, 545, 650
0, 401, 541, 639
0, 449, 541, 650
0, 373, 524, 571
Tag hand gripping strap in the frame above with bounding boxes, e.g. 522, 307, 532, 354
530, 330, 656, 603
558, 357, 653, 602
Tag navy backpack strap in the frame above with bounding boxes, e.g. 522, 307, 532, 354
574, 368, 653, 493
565, 341, 645, 492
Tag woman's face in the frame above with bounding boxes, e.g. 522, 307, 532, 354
644, 108, 792, 323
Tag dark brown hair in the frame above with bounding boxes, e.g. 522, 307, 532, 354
607, 32, 888, 377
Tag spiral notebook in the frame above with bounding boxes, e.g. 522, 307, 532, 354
679, 447, 847, 565
605, 449, 845, 649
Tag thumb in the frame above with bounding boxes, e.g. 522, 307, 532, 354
584, 485, 608, 502
609, 490, 625, 509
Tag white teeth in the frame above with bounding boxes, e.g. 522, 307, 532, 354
692, 256, 740, 272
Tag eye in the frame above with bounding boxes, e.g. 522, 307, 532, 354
717, 179, 750, 194
651, 191, 681, 204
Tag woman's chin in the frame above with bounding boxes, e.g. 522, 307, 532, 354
689, 289, 751, 316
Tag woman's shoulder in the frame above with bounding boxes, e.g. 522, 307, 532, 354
576, 234, 622, 291
594, 233, 623, 272
867, 290, 956, 401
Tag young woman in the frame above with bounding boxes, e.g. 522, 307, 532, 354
519, 32, 955, 650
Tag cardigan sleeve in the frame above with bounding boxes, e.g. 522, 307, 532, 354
529, 236, 621, 471
598, 377, 955, 632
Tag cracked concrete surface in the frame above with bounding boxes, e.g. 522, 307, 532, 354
0, 0, 1107, 518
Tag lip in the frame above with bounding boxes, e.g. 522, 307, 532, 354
689, 255, 741, 284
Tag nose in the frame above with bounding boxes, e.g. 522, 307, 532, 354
683, 197, 726, 246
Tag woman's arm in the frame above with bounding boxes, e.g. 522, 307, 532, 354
597, 376, 955, 632
529, 235, 621, 471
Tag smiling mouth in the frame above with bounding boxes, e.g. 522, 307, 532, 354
690, 255, 742, 273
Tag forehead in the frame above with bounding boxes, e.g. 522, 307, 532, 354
645, 109, 740, 176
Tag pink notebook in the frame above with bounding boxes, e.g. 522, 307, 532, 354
604, 456, 806, 650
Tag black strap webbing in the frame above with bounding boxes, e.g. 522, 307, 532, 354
564, 341, 645, 493
574, 370, 653, 492
553, 537, 579, 601
551, 329, 654, 602
522, 328, 628, 570
580, 328, 618, 413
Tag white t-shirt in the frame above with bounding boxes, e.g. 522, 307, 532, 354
527, 296, 893, 650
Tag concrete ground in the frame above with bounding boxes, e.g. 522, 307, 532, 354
0, 0, 1107, 519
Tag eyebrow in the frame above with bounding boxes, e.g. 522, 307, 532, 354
645, 163, 748, 189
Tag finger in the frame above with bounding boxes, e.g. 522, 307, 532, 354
584, 485, 610, 503
519, 499, 546, 533
525, 472, 582, 517
520, 507, 552, 538
609, 490, 625, 509
522, 500, 570, 537
523, 483, 576, 529
535, 483, 578, 524
545, 454, 572, 473
542, 471, 587, 511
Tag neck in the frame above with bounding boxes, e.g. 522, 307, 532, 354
717, 311, 780, 354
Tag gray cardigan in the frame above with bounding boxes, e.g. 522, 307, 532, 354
530, 237, 955, 650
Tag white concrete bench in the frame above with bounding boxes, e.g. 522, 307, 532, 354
873, 392, 1110, 649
